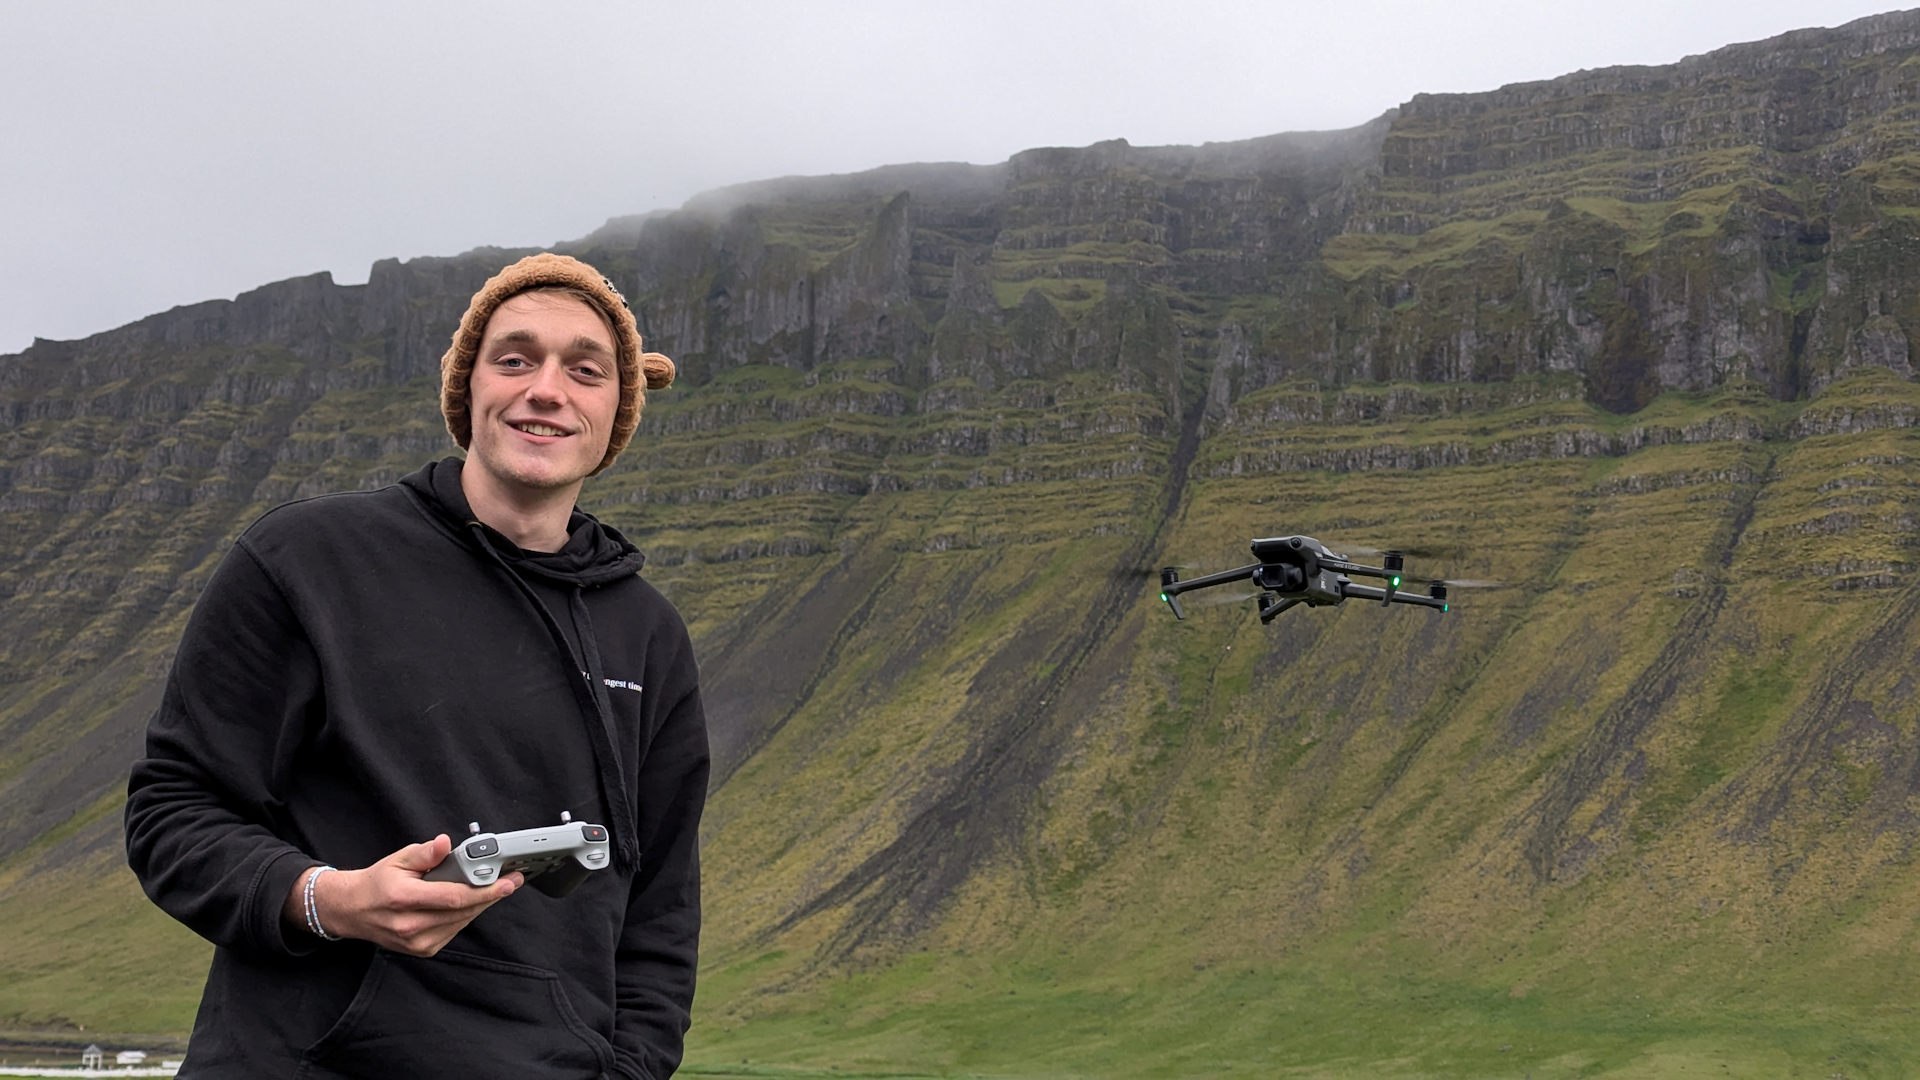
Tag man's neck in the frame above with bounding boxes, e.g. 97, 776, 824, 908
459, 466, 580, 553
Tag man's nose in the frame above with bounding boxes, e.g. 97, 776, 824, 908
525, 357, 568, 402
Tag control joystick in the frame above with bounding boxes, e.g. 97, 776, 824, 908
424, 812, 612, 898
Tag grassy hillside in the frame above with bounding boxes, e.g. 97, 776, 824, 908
655, 370, 1920, 1079
3, 363, 1914, 1077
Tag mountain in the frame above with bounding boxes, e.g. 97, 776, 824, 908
4, 10, 1920, 1075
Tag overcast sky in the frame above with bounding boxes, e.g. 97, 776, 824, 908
0, 0, 1901, 355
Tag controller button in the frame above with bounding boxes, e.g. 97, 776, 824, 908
466, 838, 499, 858
473, 866, 495, 880
586, 851, 607, 865
582, 826, 607, 842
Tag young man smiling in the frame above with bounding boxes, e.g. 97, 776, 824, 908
127, 254, 707, 1079
463, 288, 628, 549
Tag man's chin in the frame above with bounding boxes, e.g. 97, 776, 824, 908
473, 455, 593, 494
506, 468, 588, 492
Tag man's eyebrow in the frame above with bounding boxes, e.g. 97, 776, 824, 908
484, 328, 613, 356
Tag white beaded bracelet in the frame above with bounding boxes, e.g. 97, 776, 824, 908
303, 865, 342, 941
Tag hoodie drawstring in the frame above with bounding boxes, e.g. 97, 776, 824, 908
467, 522, 641, 874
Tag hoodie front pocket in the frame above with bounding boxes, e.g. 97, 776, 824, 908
298, 948, 612, 1079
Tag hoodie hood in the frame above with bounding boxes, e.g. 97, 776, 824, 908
399, 458, 647, 588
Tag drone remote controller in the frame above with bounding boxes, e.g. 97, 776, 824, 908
423, 812, 611, 898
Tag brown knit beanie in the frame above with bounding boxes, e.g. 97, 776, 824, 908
440, 253, 675, 475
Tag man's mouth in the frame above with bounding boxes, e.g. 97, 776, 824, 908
511, 421, 570, 438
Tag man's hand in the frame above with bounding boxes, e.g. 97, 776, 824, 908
283, 836, 524, 957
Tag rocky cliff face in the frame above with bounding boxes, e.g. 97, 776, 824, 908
3, 11, 1920, 1072
9, 10, 1916, 424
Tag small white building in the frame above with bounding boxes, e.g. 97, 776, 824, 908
116, 1049, 148, 1065
81, 1044, 103, 1068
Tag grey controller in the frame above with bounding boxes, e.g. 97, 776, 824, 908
424, 812, 611, 898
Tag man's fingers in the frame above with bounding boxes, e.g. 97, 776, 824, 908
393, 878, 503, 912
382, 878, 518, 955
391, 866, 521, 909
311, 842, 519, 955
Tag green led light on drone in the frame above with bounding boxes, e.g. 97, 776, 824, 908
1443, 603, 1450, 612
1390, 575, 1401, 587
1159, 593, 1169, 603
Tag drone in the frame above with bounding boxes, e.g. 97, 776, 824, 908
1158, 535, 1450, 624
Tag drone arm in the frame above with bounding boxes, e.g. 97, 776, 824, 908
1339, 581, 1447, 611
1159, 564, 1259, 621
1163, 564, 1258, 597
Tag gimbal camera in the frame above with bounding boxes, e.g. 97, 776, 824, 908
1159, 535, 1450, 624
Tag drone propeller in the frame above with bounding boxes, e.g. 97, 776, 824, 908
1116, 561, 1214, 581
1404, 578, 1504, 611
1338, 542, 1462, 561
1190, 588, 1262, 608
1406, 576, 1506, 589
1115, 563, 1195, 585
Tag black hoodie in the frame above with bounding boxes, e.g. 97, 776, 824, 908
125, 458, 708, 1079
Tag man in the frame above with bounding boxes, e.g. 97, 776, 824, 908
125, 254, 707, 1079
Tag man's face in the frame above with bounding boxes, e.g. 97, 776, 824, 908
466, 291, 621, 498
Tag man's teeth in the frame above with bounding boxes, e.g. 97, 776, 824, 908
516, 423, 566, 437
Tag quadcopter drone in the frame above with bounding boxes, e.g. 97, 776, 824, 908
1158, 535, 1450, 624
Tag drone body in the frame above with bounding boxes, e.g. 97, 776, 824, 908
1159, 535, 1449, 623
